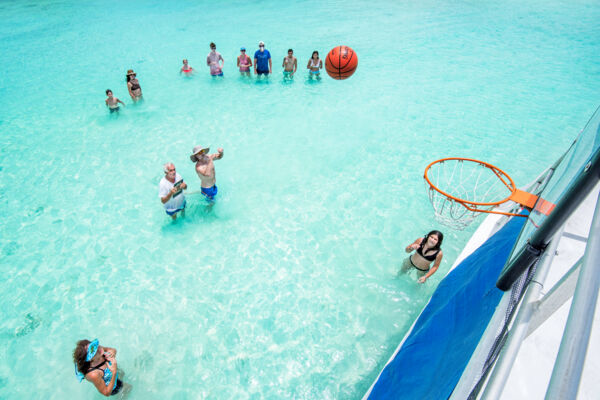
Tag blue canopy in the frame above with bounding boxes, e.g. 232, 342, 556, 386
368, 214, 527, 399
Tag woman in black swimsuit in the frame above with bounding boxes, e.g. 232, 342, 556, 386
126, 69, 142, 101
402, 230, 444, 283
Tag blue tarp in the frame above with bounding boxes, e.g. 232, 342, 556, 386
368, 214, 527, 400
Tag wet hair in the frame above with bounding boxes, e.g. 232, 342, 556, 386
423, 230, 444, 250
288, 49, 293, 53
126, 74, 132, 83
73, 339, 91, 374
312, 51, 319, 58
210, 42, 216, 49
105, 89, 112, 95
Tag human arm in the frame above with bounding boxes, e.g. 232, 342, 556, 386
293, 58, 297, 74
127, 82, 135, 99
117, 98, 126, 106
207, 55, 211, 66
105, 99, 109, 107
306, 60, 311, 69
254, 57, 258, 74
419, 251, 443, 283
160, 182, 182, 204
219, 54, 224, 69
282, 58, 285, 68
319, 59, 323, 69
237, 56, 241, 68
405, 238, 423, 253
211, 148, 224, 161
268, 57, 272, 74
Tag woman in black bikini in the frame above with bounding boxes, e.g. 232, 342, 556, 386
402, 230, 444, 283
126, 69, 142, 102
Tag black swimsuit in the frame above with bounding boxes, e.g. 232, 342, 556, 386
410, 244, 440, 272
129, 80, 140, 91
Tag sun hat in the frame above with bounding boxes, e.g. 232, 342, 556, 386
258, 41, 265, 46
126, 69, 136, 76
240, 47, 246, 51
190, 145, 210, 162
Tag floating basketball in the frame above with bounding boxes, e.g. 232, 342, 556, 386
325, 46, 358, 80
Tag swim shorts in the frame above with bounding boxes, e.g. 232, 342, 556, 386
166, 200, 186, 216
256, 70, 269, 76
111, 379, 123, 396
109, 107, 120, 113
201, 185, 218, 201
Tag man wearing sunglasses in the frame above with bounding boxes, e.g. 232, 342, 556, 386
254, 41, 272, 76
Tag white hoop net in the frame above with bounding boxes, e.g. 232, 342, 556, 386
425, 159, 516, 230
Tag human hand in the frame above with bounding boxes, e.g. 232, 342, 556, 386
104, 353, 117, 370
418, 276, 427, 284
217, 148, 224, 154
170, 186, 179, 195
410, 244, 419, 250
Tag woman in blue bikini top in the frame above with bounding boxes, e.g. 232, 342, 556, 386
73, 339, 123, 396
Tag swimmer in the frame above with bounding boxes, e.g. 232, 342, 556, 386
237, 47, 252, 76
190, 145, 224, 202
282, 49, 297, 79
207, 42, 224, 76
180, 59, 194, 75
401, 230, 444, 283
73, 339, 129, 396
159, 163, 188, 220
126, 69, 143, 102
254, 41, 271, 76
105, 89, 125, 113
307, 51, 323, 78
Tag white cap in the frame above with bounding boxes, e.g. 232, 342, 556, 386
258, 41, 265, 46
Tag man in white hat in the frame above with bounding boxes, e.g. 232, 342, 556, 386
159, 163, 187, 220
190, 145, 224, 201
254, 41, 272, 76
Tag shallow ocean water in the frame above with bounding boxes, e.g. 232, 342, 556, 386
0, 0, 599, 398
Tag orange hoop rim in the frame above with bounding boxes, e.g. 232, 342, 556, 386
424, 157, 517, 207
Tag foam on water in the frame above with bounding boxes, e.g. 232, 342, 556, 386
0, 0, 599, 398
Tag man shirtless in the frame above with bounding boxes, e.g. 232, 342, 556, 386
105, 90, 125, 113
282, 49, 297, 79
190, 145, 224, 201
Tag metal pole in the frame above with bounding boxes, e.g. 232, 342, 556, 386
545, 191, 600, 400
497, 147, 600, 291
480, 226, 564, 400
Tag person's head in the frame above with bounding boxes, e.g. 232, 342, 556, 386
190, 146, 209, 162
258, 41, 265, 52
424, 230, 444, 250
105, 89, 113, 97
210, 42, 216, 51
182, 59, 188, 65
288, 49, 293, 56
312, 51, 319, 59
164, 163, 176, 180
126, 69, 136, 82
240, 47, 246, 54
73, 339, 106, 374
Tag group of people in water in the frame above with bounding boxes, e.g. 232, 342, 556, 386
82, 41, 445, 398
104, 41, 324, 113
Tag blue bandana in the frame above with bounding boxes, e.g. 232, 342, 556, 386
74, 339, 99, 382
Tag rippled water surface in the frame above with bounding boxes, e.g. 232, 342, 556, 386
1, 0, 599, 398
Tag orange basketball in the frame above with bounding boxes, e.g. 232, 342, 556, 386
325, 46, 358, 80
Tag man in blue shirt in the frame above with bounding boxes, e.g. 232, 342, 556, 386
254, 41, 272, 76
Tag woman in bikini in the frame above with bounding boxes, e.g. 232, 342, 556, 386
306, 50, 323, 79
73, 338, 126, 396
180, 59, 194, 75
126, 69, 142, 102
402, 230, 444, 283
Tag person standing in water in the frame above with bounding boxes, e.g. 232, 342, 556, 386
254, 41, 271, 76
190, 145, 224, 202
402, 230, 444, 283
180, 59, 194, 75
206, 42, 224, 77
104, 90, 125, 113
307, 51, 323, 79
126, 69, 142, 101
237, 47, 252, 76
159, 163, 188, 220
73, 339, 125, 396
282, 49, 297, 79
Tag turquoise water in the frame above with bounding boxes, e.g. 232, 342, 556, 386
1, 0, 599, 398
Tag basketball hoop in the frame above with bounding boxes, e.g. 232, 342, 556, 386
424, 158, 544, 230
